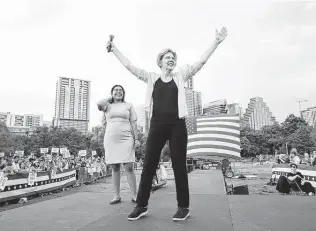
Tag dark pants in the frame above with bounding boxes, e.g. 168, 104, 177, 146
276, 176, 315, 194
136, 118, 189, 208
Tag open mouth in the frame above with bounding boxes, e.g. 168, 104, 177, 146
168, 62, 174, 66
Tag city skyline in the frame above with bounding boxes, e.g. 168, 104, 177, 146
0, 1, 315, 128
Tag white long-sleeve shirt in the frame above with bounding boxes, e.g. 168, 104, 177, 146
126, 62, 205, 119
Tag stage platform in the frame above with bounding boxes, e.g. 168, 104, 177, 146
1, 169, 316, 231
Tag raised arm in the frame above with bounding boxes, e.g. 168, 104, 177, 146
181, 27, 228, 82
107, 41, 153, 83
97, 97, 112, 112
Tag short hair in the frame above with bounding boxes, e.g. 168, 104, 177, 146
289, 163, 298, 168
156, 48, 177, 68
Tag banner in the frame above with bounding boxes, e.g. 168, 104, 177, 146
40, 148, 49, 154
15, 151, 24, 157
45, 154, 52, 161
51, 148, 59, 153
60, 148, 67, 154
78, 150, 87, 156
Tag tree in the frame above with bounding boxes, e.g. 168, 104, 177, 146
135, 129, 147, 161
240, 125, 265, 157
161, 141, 171, 161
281, 114, 308, 137
261, 123, 284, 154
286, 125, 315, 154
0, 122, 15, 154
90, 126, 105, 157
279, 114, 315, 154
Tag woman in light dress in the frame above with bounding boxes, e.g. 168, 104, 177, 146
97, 85, 140, 204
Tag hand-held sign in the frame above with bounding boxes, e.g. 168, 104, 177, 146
107, 35, 114, 52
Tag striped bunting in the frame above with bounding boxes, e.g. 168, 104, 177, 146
0, 169, 77, 203
186, 114, 241, 159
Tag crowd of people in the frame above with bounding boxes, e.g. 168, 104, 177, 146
0, 153, 108, 183
277, 148, 316, 166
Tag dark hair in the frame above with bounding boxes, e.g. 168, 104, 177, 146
109, 85, 125, 103
289, 163, 297, 168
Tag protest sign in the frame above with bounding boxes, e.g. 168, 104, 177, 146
51, 148, 59, 153
28, 171, 37, 186
0, 173, 8, 191
78, 150, 87, 156
40, 148, 49, 154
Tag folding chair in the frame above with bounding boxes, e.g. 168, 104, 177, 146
287, 177, 305, 196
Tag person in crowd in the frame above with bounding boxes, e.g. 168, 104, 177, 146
276, 163, 315, 196
310, 151, 316, 166
11, 155, 21, 172
259, 154, 264, 165
289, 148, 301, 165
1, 159, 15, 175
97, 85, 140, 204
301, 153, 310, 165
277, 153, 290, 164
106, 27, 227, 221
152, 164, 168, 191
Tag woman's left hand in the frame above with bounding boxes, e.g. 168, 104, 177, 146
134, 139, 141, 148
215, 27, 228, 43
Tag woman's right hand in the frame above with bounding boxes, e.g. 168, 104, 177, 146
106, 41, 115, 52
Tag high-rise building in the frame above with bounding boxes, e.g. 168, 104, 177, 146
226, 103, 243, 117
185, 88, 202, 117
203, 99, 228, 115
0, 112, 43, 135
135, 105, 149, 133
24, 114, 42, 127
0, 112, 43, 127
186, 78, 194, 90
243, 97, 275, 130
53, 77, 91, 133
301, 106, 316, 128
0, 112, 11, 127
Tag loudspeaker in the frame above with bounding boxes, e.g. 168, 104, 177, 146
233, 185, 249, 195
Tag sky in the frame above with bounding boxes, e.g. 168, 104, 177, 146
0, 0, 315, 128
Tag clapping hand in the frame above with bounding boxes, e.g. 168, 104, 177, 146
215, 27, 227, 44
